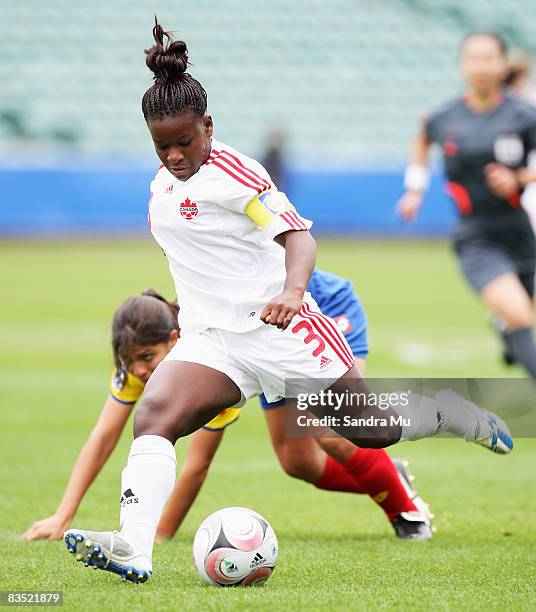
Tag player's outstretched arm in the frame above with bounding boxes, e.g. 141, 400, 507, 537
22, 395, 133, 540
397, 128, 432, 222
261, 229, 316, 330
156, 428, 225, 540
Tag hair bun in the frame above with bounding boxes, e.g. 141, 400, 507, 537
145, 21, 189, 82
141, 288, 167, 302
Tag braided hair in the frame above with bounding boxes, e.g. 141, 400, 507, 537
142, 19, 207, 121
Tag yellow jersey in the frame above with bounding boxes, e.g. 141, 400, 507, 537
110, 369, 240, 431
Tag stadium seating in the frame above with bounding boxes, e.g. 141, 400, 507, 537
1, 0, 534, 161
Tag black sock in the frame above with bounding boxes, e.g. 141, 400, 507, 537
491, 314, 517, 365
504, 327, 536, 379
500, 330, 517, 365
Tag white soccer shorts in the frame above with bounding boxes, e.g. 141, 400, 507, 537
163, 295, 355, 406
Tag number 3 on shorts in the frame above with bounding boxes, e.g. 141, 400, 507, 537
291, 320, 326, 357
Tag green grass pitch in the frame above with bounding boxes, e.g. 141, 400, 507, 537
1, 238, 535, 610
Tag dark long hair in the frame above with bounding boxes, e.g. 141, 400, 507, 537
111, 289, 179, 381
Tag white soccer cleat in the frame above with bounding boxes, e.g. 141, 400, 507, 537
64, 529, 152, 584
391, 458, 435, 541
435, 389, 514, 454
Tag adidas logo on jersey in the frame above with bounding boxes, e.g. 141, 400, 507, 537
320, 355, 332, 369
120, 488, 139, 507
165, 184, 174, 193
249, 552, 266, 568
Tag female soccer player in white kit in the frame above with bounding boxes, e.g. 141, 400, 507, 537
64, 21, 513, 583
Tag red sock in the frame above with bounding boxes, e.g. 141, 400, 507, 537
314, 455, 367, 494
342, 448, 417, 520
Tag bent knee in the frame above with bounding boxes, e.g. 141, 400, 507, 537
506, 310, 534, 330
133, 395, 190, 442
316, 437, 353, 459
350, 437, 399, 449
316, 438, 355, 463
278, 449, 310, 480
349, 426, 401, 449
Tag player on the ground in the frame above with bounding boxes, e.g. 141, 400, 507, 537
63, 22, 512, 583
398, 31, 536, 377
23, 282, 433, 543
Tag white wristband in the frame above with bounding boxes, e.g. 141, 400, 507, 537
404, 164, 430, 192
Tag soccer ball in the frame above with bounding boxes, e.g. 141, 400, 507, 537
192, 507, 278, 587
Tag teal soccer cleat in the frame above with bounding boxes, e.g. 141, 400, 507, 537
435, 389, 514, 454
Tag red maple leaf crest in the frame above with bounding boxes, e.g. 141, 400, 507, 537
179, 197, 198, 220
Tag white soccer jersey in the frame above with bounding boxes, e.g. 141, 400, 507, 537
148, 138, 312, 333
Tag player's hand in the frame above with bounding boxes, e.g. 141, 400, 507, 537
396, 190, 423, 222
485, 163, 520, 198
261, 290, 303, 330
22, 514, 70, 541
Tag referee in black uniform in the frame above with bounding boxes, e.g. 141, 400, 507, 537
398, 31, 536, 379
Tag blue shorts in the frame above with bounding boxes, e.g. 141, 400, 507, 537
259, 271, 368, 409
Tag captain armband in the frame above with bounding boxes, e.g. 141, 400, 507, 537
245, 191, 295, 229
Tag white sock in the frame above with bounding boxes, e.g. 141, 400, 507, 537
391, 393, 442, 442
392, 393, 444, 442
434, 389, 489, 438
393, 389, 488, 442
119, 435, 176, 561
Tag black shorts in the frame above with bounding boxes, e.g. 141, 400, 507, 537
452, 211, 536, 297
